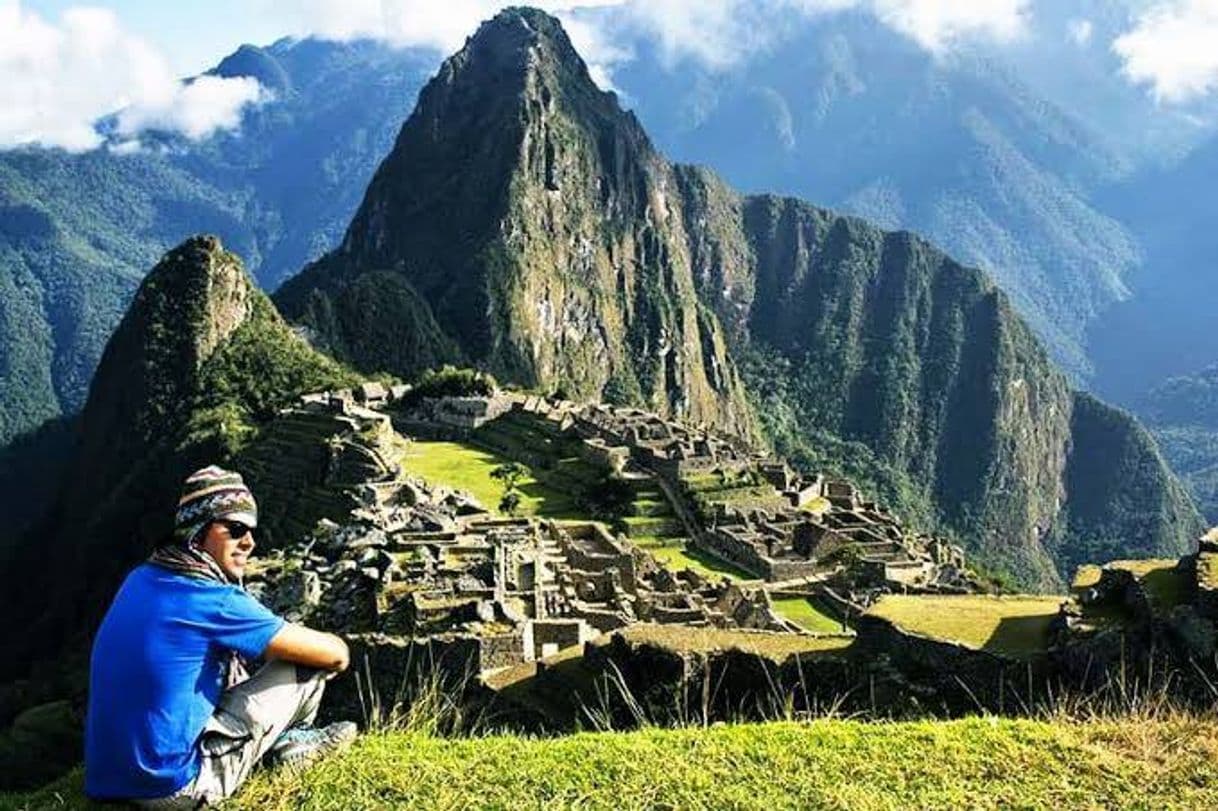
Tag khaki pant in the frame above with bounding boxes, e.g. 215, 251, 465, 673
136, 661, 330, 808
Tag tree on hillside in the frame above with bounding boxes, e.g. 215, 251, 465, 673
491, 462, 527, 516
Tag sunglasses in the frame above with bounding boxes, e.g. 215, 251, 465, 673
218, 520, 253, 540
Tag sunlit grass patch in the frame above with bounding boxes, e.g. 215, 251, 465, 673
771, 597, 847, 634
867, 594, 1063, 659
617, 624, 853, 661
1071, 559, 1187, 610
631, 536, 753, 580
398, 440, 580, 518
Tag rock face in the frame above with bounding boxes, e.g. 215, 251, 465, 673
0, 235, 356, 679
277, 9, 756, 436
277, 8, 1200, 588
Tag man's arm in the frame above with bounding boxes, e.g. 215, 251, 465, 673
264, 623, 350, 672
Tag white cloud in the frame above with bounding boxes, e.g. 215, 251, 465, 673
288, 1, 1034, 79
870, 0, 1029, 56
606, 0, 1029, 69
1067, 18, 1093, 47
0, 1, 265, 151
285, 0, 615, 53
1114, 0, 1218, 103
561, 15, 634, 92
116, 75, 267, 141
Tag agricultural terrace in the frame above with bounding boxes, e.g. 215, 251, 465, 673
631, 537, 755, 581
1071, 559, 1187, 610
770, 597, 848, 634
866, 594, 1064, 659
398, 440, 582, 519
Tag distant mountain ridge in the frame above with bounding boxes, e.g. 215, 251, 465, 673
601, 7, 1139, 380
0, 38, 435, 453
0, 3, 1196, 457
277, 7, 1202, 588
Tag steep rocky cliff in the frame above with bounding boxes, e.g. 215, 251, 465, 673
701, 181, 1198, 586
276, 8, 1200, 589
0, 236, 356, 677
277, 9, 755, 436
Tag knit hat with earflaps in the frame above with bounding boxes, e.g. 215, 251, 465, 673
174, 465, 258, 546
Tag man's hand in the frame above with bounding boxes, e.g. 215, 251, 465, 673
264, 623, 350, 673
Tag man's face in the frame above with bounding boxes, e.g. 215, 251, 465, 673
198, 519, 256, 580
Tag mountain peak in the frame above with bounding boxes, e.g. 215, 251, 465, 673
79, 235, 256, 456
276, 7, 752, 434
131, 234, 254, 366
440, 5, 608, 110
209, 44, 291, 95
468, 6, 584, 64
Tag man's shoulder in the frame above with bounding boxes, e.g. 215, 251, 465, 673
123, 563, 241, 603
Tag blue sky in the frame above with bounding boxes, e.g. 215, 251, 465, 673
6, 1, 1218, 152
26, 0, 289, 74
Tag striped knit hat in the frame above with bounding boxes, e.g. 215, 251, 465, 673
174, 465, 258, 546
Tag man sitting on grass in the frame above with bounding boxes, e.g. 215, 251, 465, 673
85, 465, 357, 807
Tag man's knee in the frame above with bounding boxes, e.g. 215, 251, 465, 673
238, 659, 327, 689
219, 661, 328, 730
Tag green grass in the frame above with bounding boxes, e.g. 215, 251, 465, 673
1070, 564, 1102, 592
1140, 565, 1188, 610
771, 597, 847, 634
616, 624, 852, 660
866, 595, 1064, 659
10, 717, 1218, 809
398, 440, 581, 519
620, 515, 682, 537
631, 536, 754, 581
1199, 553, 1218, 590
1070, 559, 1187, 609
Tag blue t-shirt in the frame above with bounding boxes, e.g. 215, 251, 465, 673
84, 563, 285, 800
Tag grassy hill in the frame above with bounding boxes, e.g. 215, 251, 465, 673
5, 716, 1216, 809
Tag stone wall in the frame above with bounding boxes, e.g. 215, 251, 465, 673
524, 619, 588, 659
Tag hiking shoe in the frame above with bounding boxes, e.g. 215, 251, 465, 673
264, 721, 358, 769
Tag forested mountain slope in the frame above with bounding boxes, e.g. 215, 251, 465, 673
278, 8, 1202, 589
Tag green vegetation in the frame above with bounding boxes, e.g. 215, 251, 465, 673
867, 595, 1064, 659
1071, 564, 1103, 592
399, 366, 496, 409
1050, 393, 1203, 581
1142, 366, 1218, 523
185, 294, 359, 455
489, 462, 527, 516
0, 237, 358, 693
1073, 559, 1187, 613
9, 717, 1218, 810
616, 624, 853, 660
681, 469, 794, 518
633, 537, 753, 581
771, 597, 847, 634
270, 3, 1202, 596
0, 35, 423, 446
399, 440, 580, 519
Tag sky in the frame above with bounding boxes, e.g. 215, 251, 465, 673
6, 0, 1218, 151
24, 0, 289, 75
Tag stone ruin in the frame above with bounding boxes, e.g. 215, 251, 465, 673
247, 473, 795, 676
246, 385, 986, 683
1051, 528, 1218, 683
572, 403, 754, 479
552, 399, 977, 600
